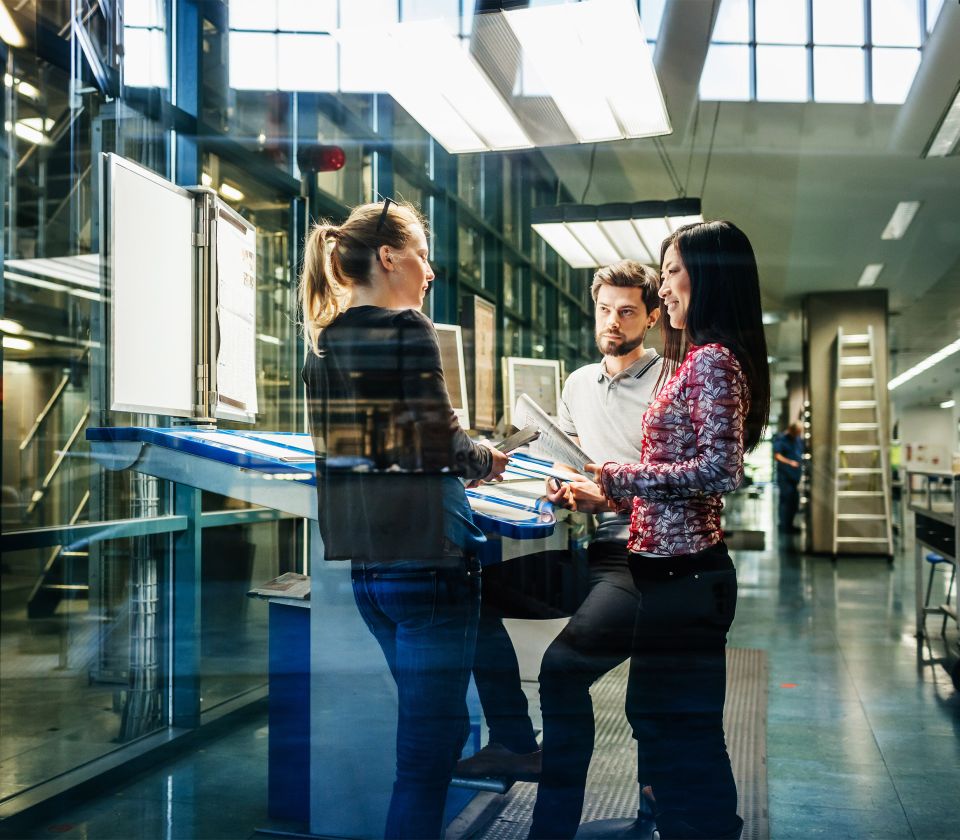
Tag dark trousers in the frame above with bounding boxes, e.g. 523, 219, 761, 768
778, 479, 799, 531
528, 541, 640, 840
473, 603, 540, 754
626, 542, 740, 839
352, 557, 481, 840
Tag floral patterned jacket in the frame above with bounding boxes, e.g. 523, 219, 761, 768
599, 343, 748, 556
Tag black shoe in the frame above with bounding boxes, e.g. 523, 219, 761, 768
653, 815, 743, 840
575, 816, 656, 839
454, 742, 542, 782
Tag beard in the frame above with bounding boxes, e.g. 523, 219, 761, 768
596, 330, 646, 357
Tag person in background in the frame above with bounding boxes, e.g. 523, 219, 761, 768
590, 220, 770, 840
299, 199, 508, 839
773, 421, 804, 534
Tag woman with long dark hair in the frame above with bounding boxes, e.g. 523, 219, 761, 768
589, 220, 769, 840
300, 199, 508, 839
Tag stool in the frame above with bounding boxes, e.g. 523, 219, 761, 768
923, 553, 957, 637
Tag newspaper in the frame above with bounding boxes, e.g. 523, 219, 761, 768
247, 572, 310, 600
512, 393, 593, 476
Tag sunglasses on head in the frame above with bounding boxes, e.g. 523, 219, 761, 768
376, 197, 395, 232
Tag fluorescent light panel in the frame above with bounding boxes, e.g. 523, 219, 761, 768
880, 201, 921, 240
3, 336, 34, 351
504, 0, 670, 143
0, 318, 24, 334
857, 263, 884, 286
532, 223, 596, 269
926, 85, 960, 157
941, 399, 956, 409
888, 337, 960, 390
532, 200, 703, 268
598, 220, 653, 263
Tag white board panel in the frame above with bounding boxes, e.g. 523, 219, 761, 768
108, 155, 195, 417
214, 203, 258, 423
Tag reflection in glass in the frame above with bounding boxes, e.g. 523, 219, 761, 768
813, 47, 865, 103
700, 44, 751, 101
872, 48, 921, 104
0, 537, 167, 798
756, 46, 807, 102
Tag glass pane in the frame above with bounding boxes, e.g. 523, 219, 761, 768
277, 34, 338, 92
639, 0, 667, 40
458, 155, 483, 214
756, 0, 807, 44
123, 27, 168, 89
277, 0, 336, 31
813, 46, 866, 102
124, 0, 164, 28
812, 0, 864, 45
756, 46, 808, 102
340, 0, 399, 29
872, 47, 921, 104
229, 33, 278, 90
871, 0, 921, 46
230, 0, 277, 30
201, 520, 290, 711
699, 44, 751, 101
712, 0, 750, 42
401, 0, 460, 34
927, 0, 946, 33
1, 535, 168, 797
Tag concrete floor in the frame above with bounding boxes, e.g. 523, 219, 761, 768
3, 492, 959, 839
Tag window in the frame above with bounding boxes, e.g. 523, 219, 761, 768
700, 0, 926, 104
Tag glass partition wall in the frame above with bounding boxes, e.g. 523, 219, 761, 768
1, 0, 594, 815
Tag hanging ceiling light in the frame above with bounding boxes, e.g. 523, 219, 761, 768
532, 199, 703, 269
323, 0, 669, 154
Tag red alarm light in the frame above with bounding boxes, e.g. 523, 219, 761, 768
297, 144, 346, 173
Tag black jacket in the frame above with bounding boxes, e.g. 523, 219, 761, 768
302, 306, 492, 561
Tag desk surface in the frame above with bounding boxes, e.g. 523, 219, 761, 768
88, 427, 556, 540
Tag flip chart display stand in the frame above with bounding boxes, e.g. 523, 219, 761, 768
102, 153, 258, 423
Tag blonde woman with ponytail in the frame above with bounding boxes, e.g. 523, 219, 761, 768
300, 199, 508, 840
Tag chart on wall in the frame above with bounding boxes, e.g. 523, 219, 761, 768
473, 298, 496, 430
215, 205, 258, 421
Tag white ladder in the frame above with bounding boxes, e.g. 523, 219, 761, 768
831, 326, 894, 558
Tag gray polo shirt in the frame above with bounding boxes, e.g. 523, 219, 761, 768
557, 348, 662, 464
556, 348, 662, 543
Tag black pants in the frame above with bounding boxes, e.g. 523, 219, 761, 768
527, 541, 640, 840
626, 541, 740, 839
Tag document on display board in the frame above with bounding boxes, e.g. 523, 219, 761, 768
512, 393, 593, 476
216, 207, 259, 418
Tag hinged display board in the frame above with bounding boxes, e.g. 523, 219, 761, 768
102, 153, 258, 423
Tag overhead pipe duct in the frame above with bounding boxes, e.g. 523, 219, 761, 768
653, 0, 722, 142
888, 2, 960, 156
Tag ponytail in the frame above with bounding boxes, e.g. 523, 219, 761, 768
299, 223, 348, 355
298, 199, 429, 355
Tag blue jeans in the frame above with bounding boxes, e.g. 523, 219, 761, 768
626, 542, 741, 838
352, 555, 481, 839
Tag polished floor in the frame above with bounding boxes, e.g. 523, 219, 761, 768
4, 495, 959, 840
